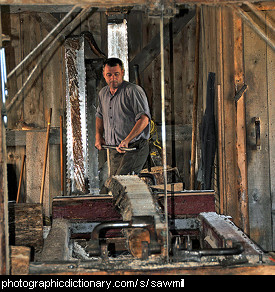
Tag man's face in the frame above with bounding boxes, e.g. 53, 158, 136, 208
103, 64, 124, 90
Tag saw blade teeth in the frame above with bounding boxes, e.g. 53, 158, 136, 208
65, 36, 87, 195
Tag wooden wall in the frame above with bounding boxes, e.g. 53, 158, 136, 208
2, 5, 274, 250
200, 5, 275, 251
127, 10, 197, 188
244, 9, 275, 251
2, 9, 108, 214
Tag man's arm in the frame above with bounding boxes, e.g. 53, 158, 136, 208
95, 117, 105, 150
117, 114, 149, 153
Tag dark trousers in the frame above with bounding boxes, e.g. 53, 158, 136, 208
109, 139, 149, 176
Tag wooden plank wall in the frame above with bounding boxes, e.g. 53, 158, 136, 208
3, 11, 67, 208
244, 10, 275, 251
201, 6, 275, 250
2, 6, 274, 251
128, 10, 196, 188
201, 5, 274, 251
2, 10, 108, 213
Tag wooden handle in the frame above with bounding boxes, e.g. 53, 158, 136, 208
60, 115, 64, 195
40, 108, 52, 204
16, 154, 25, 203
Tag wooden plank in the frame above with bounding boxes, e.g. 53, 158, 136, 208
244, 11, 272, 250
151, 182, 184, 192
233, 12, 249, 235
22, 13, 44, 128
3, 13, 23, 129
6, 128, 64, 146
10, 246, 30, 275
40, 219, 69, 261
221, 7, 239, 224
0, 90, 8, 276
190, 6, 200, 190
0, 8, 9, 273
0, 0, 267, 6
26, 131, 50, 216
9, 203, 43, 251
28, 260, 275, 275
157, 190, 215, 196
267, 10, 275, 250
52, 196, 122, 221
199, 212, 262, 254
158, 193, 216, 216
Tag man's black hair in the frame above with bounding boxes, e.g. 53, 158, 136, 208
103, 58, 124, 70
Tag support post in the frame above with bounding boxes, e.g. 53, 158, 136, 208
190, 5, 200, 190
0, 6, 9, 274
233, 12, 249, 235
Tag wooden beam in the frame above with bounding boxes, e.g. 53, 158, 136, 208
233, 11, 249, 235
6, 6, 95, 112
0, 6, 9, 275
232, 4, 275, 51
28, 260, 275, 275
190, 5, 200, 190
0, 0, 269, 6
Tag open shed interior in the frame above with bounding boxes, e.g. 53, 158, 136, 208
0, 0, 274, 275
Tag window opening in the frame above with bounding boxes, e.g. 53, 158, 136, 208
107, 19, 129, 81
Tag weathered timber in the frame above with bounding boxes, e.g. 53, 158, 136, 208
40, 219, 70, 262
26, 131, 50, 216
151, 182, 184, 192
6, 128, 64, 147
244, 10, 274, 251
52, 195, 121, 221
0, 0, 267, 8
140, 166, 181, 184
199, 212, 263, 255
52, 191, 215, 223
10, 246, 30, 275
157, 191, 216, 216
9, 203, 43, 252
106, 175, 167, 258
233, 12, 249, 235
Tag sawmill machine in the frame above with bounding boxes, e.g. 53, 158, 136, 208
33, 172, 271, 275
30, 32, 274, 273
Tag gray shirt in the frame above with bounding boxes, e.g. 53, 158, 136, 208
96, 81, 151, 146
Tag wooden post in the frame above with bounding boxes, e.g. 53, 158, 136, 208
16, 154, 25, 203
40, 108, 52, 204
0, 6, 9, 275
190, 5, 200, 190
60, 115, 64, 196
233, 12, 249, 235
217, 85, 224, 214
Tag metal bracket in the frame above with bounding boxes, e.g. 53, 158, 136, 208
234, 84, 248, 102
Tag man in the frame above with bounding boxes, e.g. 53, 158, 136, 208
95, 58, 151, 176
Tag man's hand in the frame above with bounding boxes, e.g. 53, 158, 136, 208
95, 136, 105, 150
116, 139, 129, 153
